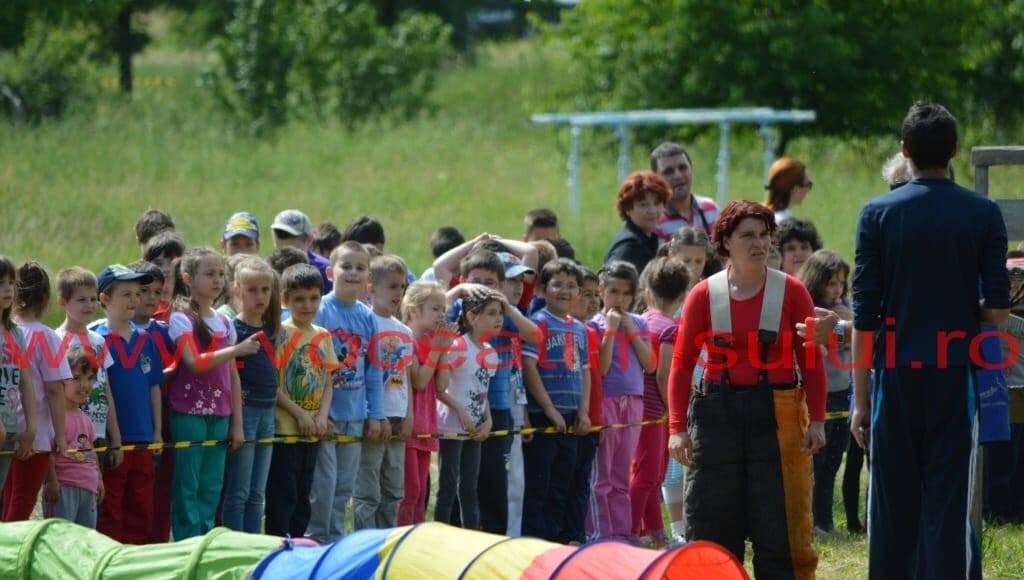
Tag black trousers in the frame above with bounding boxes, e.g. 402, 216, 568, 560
686, 384, 816, 579
264, 441, 317, 537
522, 411, 578, 542
868, 367, 980, 579
478, 408, 513, 533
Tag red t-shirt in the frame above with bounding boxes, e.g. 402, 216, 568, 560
668, 273, 826, 433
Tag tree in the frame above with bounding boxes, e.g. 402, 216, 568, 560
542, 0, 1024, 151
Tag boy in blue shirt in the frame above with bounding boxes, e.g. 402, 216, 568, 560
521, 257, 591, 542
308, 241, 385, 543
92, 265, 164, 544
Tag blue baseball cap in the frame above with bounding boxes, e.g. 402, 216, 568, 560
98, 264, 154, 293
223, 212, 260, 240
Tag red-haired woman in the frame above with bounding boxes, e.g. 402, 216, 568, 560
764, 157, 812, 224
667, 200, 826, 579
604, 171, 671, 273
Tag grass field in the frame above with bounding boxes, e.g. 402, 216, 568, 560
2, 34, 1024, 577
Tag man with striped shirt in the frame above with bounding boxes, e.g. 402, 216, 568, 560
650, 142, 719, 243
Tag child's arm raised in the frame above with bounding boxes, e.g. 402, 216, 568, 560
432, 232, 496, 288
173, 314, 261, 373
494, 293, 539, 345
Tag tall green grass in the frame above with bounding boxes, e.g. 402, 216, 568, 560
2, 35, 1024, 578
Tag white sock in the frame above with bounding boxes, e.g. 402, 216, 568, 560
670, 520, 685, 538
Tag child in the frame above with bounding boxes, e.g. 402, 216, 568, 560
265, 263, 336, 537
221, 211, 261, 257
777, 218, 823, 276
271, 209, 332, 292
667, 226, 716, 286
797, 249, 852, 536
397, 281, 454, 525
55, 267, 123, 473
135, 208, 176, 252
420, 226, 465, 282
43, 347, 103, 528
523, 208, 560, 242
477, 252, 539, 535
587, 260, 653, 540
663, 227, 713, 541
166, 248, 261, 540
560, 266, 604, 544
312, 222, 343, 260
0, 256, 37, 493
223, 257, 281, 533
142, 230, 186, 322
127, 260, 176, 544
92, 264, 164, 544
434, 293, 498, 529
217, 254, 251, 318
521, 258, 591, 542
3, 262, 71, 522
308, 241, 385, 544
353, 255, 414, 530
630, 257, 689, 548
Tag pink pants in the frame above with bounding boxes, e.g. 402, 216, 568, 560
397, 447, 431, 525
629, 421, 668, 539
587, 395, 642, 539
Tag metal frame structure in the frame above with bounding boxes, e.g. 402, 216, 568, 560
529, 107, 816, 215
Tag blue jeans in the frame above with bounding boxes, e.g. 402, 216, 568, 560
223, 404, 276, 533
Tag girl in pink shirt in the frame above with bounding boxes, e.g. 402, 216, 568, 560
397, 282, 455, 525
44, 347, 103, 528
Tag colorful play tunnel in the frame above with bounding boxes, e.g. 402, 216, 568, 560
0, 519, 747, 578
253, 522, 748, 579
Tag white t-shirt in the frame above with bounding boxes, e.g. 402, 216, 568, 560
56, 327, 115, 438
0, 327, 26, 434
374, 314, 413, 418
169, 311, 237, 346
18, 321, 73, 450
437, 334, 496, 433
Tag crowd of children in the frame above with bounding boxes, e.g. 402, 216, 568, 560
0, 190, 1020, 551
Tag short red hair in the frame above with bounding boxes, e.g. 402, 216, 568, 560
616, 171, 671, 221
712, 200, 777, 258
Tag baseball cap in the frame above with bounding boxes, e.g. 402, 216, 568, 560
223, 212, 259, 240
498, 252, 534, 279
98, 264, 154, 293
271, 209, 313, 238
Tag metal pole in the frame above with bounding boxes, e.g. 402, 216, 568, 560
716, 122, 731, 207
760, 123, 776, 185
616, 124, 630, 183
569, 124, 582, 217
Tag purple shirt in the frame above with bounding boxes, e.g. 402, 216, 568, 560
588, 312, 648, 397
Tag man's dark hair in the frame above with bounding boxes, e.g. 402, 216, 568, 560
430, 226, 464, 258
777, 218, 823, 253
341, 215, 385, 247
901, 102, 958, 170
524, 208, 559, 236
650, 142, 692, 171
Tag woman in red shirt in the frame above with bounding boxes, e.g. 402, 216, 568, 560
667, 200, 826, 579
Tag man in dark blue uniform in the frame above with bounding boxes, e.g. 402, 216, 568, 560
851, 102, 1009, 579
